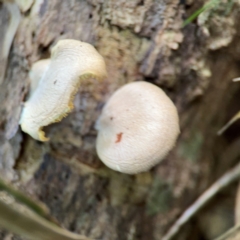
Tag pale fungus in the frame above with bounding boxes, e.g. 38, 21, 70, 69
28, 58, 51, 97
96, 81, 180, 174
20, 39, 107, 141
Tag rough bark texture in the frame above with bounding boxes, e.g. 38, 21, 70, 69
0, 0, 240, 239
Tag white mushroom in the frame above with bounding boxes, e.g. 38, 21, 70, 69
28, 58, 51, 97
19, 39, 107, 141
96, 81, 180, 174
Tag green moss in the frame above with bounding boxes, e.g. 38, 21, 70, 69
178, 131, 203, 162
146, 177, 173, 216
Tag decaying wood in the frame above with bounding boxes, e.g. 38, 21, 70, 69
0, 0, 240, 239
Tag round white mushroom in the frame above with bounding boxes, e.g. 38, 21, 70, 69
96, 81, 180, 174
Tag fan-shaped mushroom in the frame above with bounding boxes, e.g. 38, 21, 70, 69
20, 39, 107, 141
28, 58, 51, 97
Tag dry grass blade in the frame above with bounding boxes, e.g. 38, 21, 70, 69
0, 2, 21, 84
0, 178, 92, 240
0, 197, 92, 240
235, 181, 240, 224
214, 224, 240, 240
0, 178, 49, 219
162, 161, 240, 240
233, 78, 240, 82
217, 78, 240, 135
217, 112, 240, 135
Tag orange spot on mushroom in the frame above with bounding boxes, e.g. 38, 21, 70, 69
115, 132, 123, 143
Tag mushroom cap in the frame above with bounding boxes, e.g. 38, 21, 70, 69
20, 39, 107, 141
28, 59, 51, 97
96, 81, 180, 174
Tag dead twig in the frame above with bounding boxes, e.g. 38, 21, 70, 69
218, 112, 240, 136
214, 223, 240, 240
162, 161, 240, 240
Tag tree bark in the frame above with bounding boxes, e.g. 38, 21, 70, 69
0, 0, 240, 239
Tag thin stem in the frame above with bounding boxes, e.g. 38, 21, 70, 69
162, 161, 240, 240
214, 223, 240, 240
0, 198, 92, 240
182, 0, 221, 27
